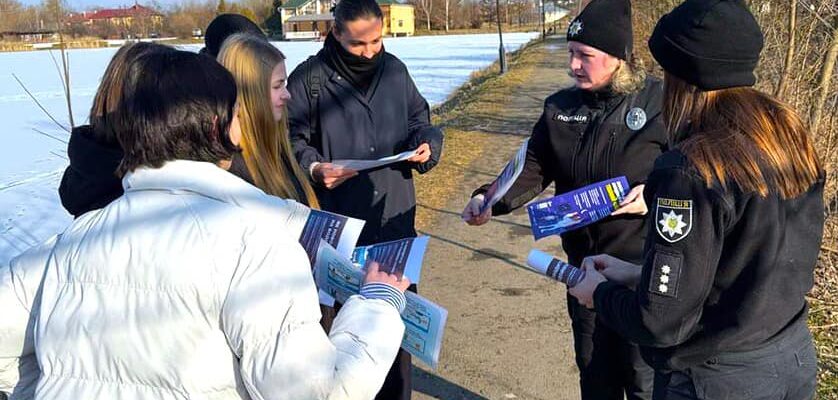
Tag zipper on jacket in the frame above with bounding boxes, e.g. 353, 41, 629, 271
606, 131, 617, 178
570, 131, 585, 181
586, 123, 599, 184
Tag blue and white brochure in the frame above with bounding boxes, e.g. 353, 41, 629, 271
315, 241, 448, 369
527, 176, 630, 240
352, 236, 429, 284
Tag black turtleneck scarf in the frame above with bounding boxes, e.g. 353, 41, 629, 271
323, 32, 384, 95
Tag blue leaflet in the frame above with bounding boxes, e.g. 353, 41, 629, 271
527, 176, 630, 240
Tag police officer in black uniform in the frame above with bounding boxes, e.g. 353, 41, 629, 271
570, 1, 823, 399
462, 0, 667, 398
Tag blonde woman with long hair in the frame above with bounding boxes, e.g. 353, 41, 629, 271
218, 33, 319, 208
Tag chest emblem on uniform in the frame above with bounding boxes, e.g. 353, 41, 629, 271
656, 198, 692, 243
568, 20, 583, 37
554, 113, 588, 123
625, 107, 647, 131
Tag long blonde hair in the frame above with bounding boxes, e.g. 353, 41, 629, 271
663, 72, 822, 199
218, 34, 319, 208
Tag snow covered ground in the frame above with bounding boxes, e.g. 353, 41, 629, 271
0, 32, 538, 265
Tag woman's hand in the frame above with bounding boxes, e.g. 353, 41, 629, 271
312, 163, 358, 189
581, 254, 642, 288
461, 195, 492, 226
611, 184, 647, 216
363, 261, 410, 292
407, 143, 432, 164
568, 265, 607, 309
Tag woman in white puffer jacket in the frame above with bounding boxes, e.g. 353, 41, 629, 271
0, 47, 408, 400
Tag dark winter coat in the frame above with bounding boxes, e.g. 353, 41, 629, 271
594, 150, 824, 372
287, 50, 443, 245
59, 125, 124, 218
474, 77, 669, 266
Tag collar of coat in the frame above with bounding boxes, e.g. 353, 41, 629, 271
122, 160, 310, 234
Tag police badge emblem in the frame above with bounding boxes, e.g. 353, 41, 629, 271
568, 20, 583, 37
626, 107, 647, 131
656, 198, 692, 243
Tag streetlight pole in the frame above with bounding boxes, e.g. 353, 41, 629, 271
496, 0, 506, 73
540, 0, 546, 39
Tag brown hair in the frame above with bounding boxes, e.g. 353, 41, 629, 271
663, 72, 823, 199
90, 42, 164, 145
218, 34, 320, 208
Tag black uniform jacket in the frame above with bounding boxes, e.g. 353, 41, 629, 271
475, 77, 668, 266
594, 150, 825, 372
287, 50, 443, 245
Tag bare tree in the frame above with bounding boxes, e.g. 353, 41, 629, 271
810, 18, 838, 135
410, 0, 433, 30
775, 0, 797, 97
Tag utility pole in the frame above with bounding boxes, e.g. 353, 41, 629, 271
540, 0, 546, 38
496, 0, 506, 73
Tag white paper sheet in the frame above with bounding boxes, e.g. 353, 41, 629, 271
331, 149, 418, 172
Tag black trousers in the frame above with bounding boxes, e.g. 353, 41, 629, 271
568, 295, 654, 400
653, 322, 817, 400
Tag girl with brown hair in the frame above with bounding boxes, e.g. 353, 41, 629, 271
569, 0, 823, 398
59, 42, 173, 217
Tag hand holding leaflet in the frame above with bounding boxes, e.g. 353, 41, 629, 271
332, 149, 419, 172
527, 176, 630, 240
314, 241, 448, 369
479, 141, 529, 214
351, 236, 429, 284
526, 249, 586, 287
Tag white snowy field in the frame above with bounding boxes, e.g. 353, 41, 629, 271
0, 32, 539, 265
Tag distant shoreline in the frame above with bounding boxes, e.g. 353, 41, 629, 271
0, 27, 544, 53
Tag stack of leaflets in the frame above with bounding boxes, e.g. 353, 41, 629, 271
314, 241, 448, 369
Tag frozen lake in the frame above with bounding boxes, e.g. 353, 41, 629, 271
0, 32, 538, 265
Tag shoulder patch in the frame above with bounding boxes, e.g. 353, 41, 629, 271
649, 249, 682, 298
656, 197, 692, 243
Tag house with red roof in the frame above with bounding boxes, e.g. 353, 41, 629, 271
67, 3, 164, 37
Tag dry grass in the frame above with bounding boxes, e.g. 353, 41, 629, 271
415, 36, 544, 230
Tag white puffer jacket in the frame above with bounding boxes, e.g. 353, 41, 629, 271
0, 160, 404, 399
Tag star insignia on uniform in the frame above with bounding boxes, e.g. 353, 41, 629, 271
659, 210, 688, 238
568, 20, 583, 37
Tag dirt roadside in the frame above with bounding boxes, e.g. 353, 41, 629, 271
410, 35, 582, 400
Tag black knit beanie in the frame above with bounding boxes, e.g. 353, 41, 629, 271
201, 14, 265, 58
566, 0, 632, 60
649, 0, 764, 90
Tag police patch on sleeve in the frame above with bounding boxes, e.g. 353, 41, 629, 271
649, 250, 682, 298
625, 107, 647, 131
656, 198, 692, 243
